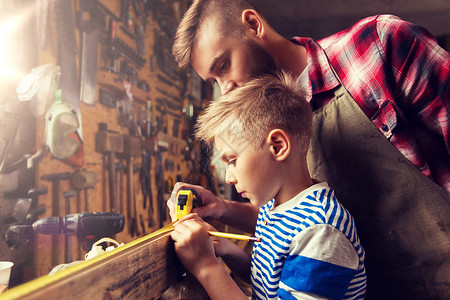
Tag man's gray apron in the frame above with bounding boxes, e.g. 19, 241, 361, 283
306, 67, 449, 299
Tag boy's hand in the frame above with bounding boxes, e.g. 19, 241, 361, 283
170, 214, 221, 276
167, 182, 225, 221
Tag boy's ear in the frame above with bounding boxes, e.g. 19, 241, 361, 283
241, 9, 265, 38
267, 129, 290, 161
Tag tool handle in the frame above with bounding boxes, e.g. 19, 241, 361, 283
27, 187, 48, 197
66, 212, 125, 237
108, 152, 118, 212
41, 172, 72, 181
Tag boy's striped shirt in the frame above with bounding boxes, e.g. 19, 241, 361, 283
251, 182, 366, 299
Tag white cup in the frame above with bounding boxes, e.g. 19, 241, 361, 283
0, 261, 13, 287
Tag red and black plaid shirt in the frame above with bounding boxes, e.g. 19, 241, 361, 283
292, 15, 450, 191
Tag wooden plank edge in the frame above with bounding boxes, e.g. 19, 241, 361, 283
1, 225, 181, 299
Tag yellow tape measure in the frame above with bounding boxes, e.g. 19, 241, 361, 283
174, 188, 200, 220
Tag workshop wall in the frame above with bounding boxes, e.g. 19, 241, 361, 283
25, 0, 210, 280
1, 0, 447, 292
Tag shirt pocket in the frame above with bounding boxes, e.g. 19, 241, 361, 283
370, 100, 398, 140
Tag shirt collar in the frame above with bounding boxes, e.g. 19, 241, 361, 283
269, 182, 331, 214
290, 37, 339, 96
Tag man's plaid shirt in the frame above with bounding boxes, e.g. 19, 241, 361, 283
292, 15, 450, 191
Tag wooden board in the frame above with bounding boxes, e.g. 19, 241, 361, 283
1, 226, 187, 299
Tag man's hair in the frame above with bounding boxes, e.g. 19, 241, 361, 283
172, 0, 255, 68
195, 72, 313, 154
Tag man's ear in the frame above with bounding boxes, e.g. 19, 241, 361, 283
241, 9, 265, 38
267, 129, 290, 161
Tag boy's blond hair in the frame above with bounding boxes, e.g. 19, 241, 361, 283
172, 0, 255, 68
195, 72, 313, 154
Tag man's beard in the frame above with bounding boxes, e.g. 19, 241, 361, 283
246, 39, 277, 78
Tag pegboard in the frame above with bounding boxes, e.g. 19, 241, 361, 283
29, 0, 209, 279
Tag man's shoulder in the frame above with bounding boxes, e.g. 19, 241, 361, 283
318, 14, 404, 49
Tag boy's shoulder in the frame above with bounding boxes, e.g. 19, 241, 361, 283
263, 182, 355, 235
268, 182, 333, 213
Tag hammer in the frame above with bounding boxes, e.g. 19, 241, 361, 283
41, 172, 72, 266
95, 123, 123, 213
119, 134, 141, 237
63, 190, 77, 262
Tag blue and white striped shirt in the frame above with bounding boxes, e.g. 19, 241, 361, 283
251, 182, 366, 299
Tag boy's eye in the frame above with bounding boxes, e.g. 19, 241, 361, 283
228, 159, 236, 166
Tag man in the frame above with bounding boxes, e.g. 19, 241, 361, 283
169, 0, 449, 298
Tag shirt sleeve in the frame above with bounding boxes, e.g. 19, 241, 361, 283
277, 224, 360, 300
376, 15, 450, 154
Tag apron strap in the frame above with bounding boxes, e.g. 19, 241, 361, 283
307, 66, 450, 299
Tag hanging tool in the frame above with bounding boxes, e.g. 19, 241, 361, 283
120, 135, 141, 236
2, 149, 44, 174
153, 28, 181, 80
115, 162, 126, 214
95, 123, 124, 213
120, 0, 131, 24
41, 172, 72, 219
155, 147, 166, 228
98, 88, 117, 108
35, 0, 50, 50
41, 172, 72, 265
71, 169, 99, 190
130, 0, 147, 55
104, 18, 120, 74
0, 117, 20, 178
54, 0, 84, 168
139, 214, 146, 236
78, 0, 101, 106
139, 100, 155, 227
63, 190, 78, 262
140, 152, 154, 226
101, 34, 146, 70
71, 169, 100, 212
93, 0, 120, 21
2, 187, 47, 248
2, 187, 47, 225
155, 87, 180, 103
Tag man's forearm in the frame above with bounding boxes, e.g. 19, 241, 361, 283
220, 200, 258, 233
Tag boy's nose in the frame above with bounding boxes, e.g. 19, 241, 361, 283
225, 170, 237, 185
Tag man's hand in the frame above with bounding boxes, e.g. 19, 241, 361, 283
167, 182, 225, 222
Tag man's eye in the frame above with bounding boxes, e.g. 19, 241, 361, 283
219, 60, 229, 72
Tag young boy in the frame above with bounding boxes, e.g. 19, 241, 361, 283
170, 72, 366, 300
